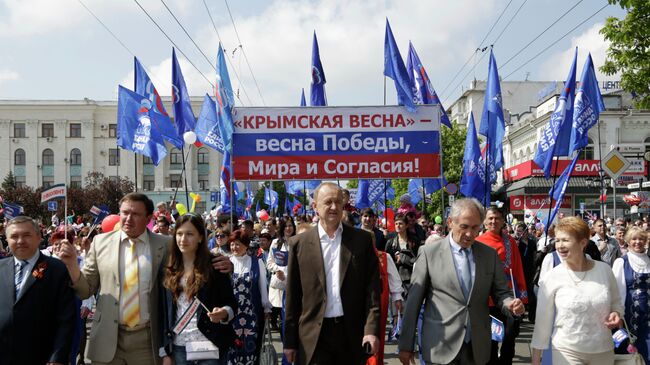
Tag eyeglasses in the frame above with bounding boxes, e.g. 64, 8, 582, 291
216, 234, 226, 238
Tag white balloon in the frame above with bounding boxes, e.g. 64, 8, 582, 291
183, 131, 197, 145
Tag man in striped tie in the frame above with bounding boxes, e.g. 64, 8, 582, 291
0, 216, 75, 364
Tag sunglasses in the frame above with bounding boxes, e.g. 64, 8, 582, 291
216, 234, 226, 238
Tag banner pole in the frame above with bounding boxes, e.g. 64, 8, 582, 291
181, 145, 190, 208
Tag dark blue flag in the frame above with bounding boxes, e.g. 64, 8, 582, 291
171, 48, 196, 136
134, 57, 183, 148
478, 50, 506, 172
406, 42, 451, 128
383, 19, 417, 113
116, 86, 170, 166
300, 88, 306, 106
533, 48, 577, 179
245, 182, 254, 215
408, 178, 442, 205
214, 45, 236, 150
310, 32, 327, 106
220, 150, 238, 214
545, 153, 579, 227
264, 185, 279, 211
569, 53, 606, 154
355, 180, 391, 209
195, 94, 225, 153
460, 112, 489, 204
3, 201, 24, 219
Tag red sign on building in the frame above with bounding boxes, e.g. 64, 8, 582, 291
510, 194, 572, 211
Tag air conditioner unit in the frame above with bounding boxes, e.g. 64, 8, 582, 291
100, 124, 107, 130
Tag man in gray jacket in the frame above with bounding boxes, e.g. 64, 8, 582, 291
398, 198, 524, 365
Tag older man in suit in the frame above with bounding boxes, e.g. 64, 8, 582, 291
59, 193, 168, 364
284, 182, 381, 365
398, 198, 525, 365
0, 216, 76, 365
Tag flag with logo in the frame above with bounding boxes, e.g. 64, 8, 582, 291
569, 53, 606, 154
2, 201, 24, 219
478, 50, 506, 172
310, 31, 327, 106
406, 42, 451, 128
195, 94, 225, 153
356, 180, 392, 210
214, 45, 235, 150
533, 48, 577, 179
264, 185, 279, 212
171, 48, 196, 136
383, 19, 417, 113
545, 153, 580, 227
460, 112, 489, 204
117, 86, 170, 165
219, 150, 238, 214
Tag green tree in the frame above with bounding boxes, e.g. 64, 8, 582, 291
2, 172, 16, 191
600, 0, 650, 109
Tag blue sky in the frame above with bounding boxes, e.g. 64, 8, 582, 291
0, 0, 626, 107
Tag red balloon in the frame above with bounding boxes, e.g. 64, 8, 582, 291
385, 208, 395, 232
194, 141, 203, 147
101, 214, 120, 233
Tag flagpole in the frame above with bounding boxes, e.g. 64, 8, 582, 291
597, 120, 605, 219
384, 179, 388, 218
229, 151, 234, 231
170, 148, 192, 211
544, 156, 562, 236
485, 132, 490, 208
181, 145, 190, 208
303, 180, 307, 219
421, 180, 427, 219
134, 154, 138, 192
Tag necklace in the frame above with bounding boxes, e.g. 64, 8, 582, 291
565, 261, 588, 285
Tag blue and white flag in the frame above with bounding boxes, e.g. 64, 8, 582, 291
491, 316, 505, 342
2, 201, 24, 220
171, 48, 196, 136
384, 19, 417, 113
195, 94, 225, 154
90, 204, 110, 225
545, 153, 579, 228
116, 86, 170, 166
460, 112, 489, 205
310, 31, 327, 106
533, 48, 577, 179
569, 53, 605, 154
219, 150, 238, 214
356, 180, 392, 209
214, 45, 236, 150
478, 50, 506, 172
264, 185, 279, 211
406, 42, 451, 128
134, 57, 183, 148
408, 178, 441, 205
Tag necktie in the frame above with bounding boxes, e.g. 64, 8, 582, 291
122, 239, 140, 327
15, 260, 27, 299
460, 248, 472, 300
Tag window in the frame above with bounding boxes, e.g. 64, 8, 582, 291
42, 175, 54, 188
70, 123, 81, 138
143, 175, 155, 191
70, 148, 81, 166
198, 175, 209, 190
170, 174, 182, 188
42, 123, 54, 138
14, 149, 25, 166
579, 138, 595, 160
170, 148, 182, 164
197, 147, 209, 165
108, 124, 117, 138
42, 149, 54, 166
15, 175, 26, 188
143, 156, 153, 165
14, 123, 25, 138
109, 149, 120, 166
70, 176, 82, 188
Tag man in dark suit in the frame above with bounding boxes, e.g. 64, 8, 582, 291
398, 198, 524, 365
0, 216, 75, 365
284, 182, 381, 365
360, 208, 386, 251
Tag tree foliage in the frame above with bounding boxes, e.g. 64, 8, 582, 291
600, 0, 650, 109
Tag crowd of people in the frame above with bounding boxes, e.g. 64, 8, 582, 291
0, 185, 650, 365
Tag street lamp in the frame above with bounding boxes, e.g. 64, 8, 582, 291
585, 171, 611, 218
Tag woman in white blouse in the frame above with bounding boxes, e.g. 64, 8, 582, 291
266, 216, 295, 331
531, 217, 623, 365
612, 227, 650, 363
228, 230, 272, 364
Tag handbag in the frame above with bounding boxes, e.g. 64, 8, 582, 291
614, 318, 646, 365
185, 340, 220, 361
260, 321, 278, 365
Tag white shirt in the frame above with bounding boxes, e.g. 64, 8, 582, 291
118, 231, 153, 325
612, 251, 650, 308
385, 253, 404, 303
14, 250, 40, 295
532, 261, 624, 353
230, 255, 272, 313
318, 223, 344, 318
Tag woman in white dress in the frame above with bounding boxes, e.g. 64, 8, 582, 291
266, 216, 295, 331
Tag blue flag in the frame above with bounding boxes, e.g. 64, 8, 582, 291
171, 48, 196, 136
219, 150, 238, 214
285, 181, 303, 196
195, 94, 225, 153
545, 153, 579, 228
533, 48, 577, 179
356, 180, 391, 209
310, 31, 327, 106
408, 178, 441, 205
214, 45, 236, 150
116, 86, 170, 166
383, 19, 417, 113
300, 88, 306, 106
460, 112, 489, 204
245, 181, 254, 212
3, 201, 24, 219
406, 42, 452, 128
90, 204, 110, 225
264, 185, 279, 211
569, 53, 606, 154
478, 50, 506, 172
134, 57, 183, 148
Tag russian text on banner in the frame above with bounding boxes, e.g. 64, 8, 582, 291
41, 183, 66, 203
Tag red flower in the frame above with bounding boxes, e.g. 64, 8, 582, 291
32, 261, 47, 280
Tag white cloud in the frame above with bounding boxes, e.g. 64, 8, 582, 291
538, 22, 617, 82
0, 69, 19, 89
119, 56, 213, 97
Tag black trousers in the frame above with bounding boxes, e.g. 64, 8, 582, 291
487, 307, 520, 365
310, 317, 365, 365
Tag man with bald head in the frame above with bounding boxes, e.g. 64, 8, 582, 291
284, 182, 381, 365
